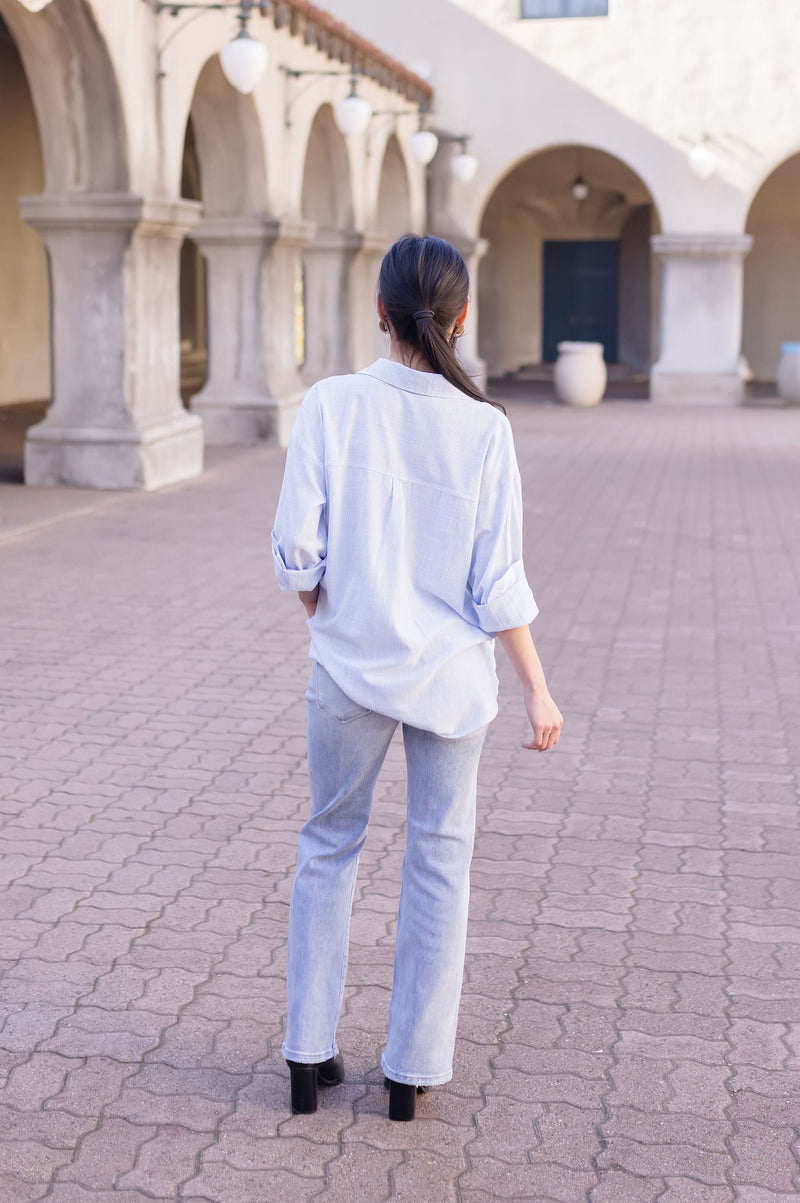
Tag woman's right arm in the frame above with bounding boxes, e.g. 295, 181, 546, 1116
496, 625, 563, 752
271, 389, 327, 606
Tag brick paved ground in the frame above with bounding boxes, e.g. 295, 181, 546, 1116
1, 398, 799, 1202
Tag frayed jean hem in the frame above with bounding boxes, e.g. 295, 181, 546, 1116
281, 1042, 339, 1064
381, 1055, 452, 1088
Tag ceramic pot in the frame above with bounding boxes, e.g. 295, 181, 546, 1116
777, 342, 800, 405
553, 341, 607, 407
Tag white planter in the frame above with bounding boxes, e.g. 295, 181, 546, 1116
776, 342, 800, 405
553, 341, 607, 407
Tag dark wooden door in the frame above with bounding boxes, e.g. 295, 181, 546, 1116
542, 240, 619, 362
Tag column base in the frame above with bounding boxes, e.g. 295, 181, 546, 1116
191, 388, 305, 447
24, 410, 203, 490
649, 370, 744, 406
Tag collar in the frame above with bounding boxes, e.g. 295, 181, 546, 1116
358, 358, 468, 400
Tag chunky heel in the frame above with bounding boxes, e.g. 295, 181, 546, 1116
317, 1053, 344, 1087
388, 1080, 417, 1122
287, 1062, 318, 1114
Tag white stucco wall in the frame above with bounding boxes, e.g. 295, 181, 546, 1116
448, 0, 800, 223
323, 0, 756, 238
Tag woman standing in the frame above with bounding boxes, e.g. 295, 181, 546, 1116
272, 235, 562, 1121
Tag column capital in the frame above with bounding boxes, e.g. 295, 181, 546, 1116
19, 193, 201, 239
268, 217, 316, 248
306, 229, 364, 255
190, 214, 316, 249
651, 232, 754, 259
430, 231, 489, 263
360, 230, 390, 257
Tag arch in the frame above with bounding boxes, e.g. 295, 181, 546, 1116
742, 153, 800, 383
299, 104, 358, 382
179, 54, 274, 440
188, 54, 268, 219
301, 104, 354, 231
0, 0, 127, 193
477, 144, 661, 383
179, 116, 207, 402
0, 14, 49, 480
179, 55, 269, 404
376, 134, 412, 242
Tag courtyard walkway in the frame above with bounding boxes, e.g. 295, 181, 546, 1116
1, 397, 799, 1203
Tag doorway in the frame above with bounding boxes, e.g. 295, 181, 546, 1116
542, 239, 619, 362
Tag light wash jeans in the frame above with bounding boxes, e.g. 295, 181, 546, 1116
281, 661, 487, 1086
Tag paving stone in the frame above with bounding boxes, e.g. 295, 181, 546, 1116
657, 1180, 733, 1203
53, 1117, 157, 1189
589, 1170, 666, 1202
727, 1120, 800, 1192
3, 401, 800, 1200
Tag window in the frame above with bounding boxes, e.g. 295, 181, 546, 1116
521, 0, 608, 17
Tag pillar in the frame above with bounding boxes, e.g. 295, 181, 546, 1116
650, 233, 754, 405
302, 230, 363, 384
446, 233, 489, 391
188, 216, 311, 446
19, 193, 203, 490
350, 232, 388, 370
261, 218, 315, 446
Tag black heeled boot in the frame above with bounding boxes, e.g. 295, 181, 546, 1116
384, 1076, 428, 1121
287, 1062, 317, 1113
287, 1054, 345, 1114
388, 1080, 418, 1121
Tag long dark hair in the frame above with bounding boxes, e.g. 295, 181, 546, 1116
378, 235, 504, 412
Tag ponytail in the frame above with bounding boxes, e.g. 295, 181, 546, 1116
378, 235, 505, 413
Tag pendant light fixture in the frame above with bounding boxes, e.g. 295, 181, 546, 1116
333, 76, 373, 137
570, 175, 590, 201
219, 27, 268, 94
409, 127, 439, 165
450, 138, 478, 182
688, 138, 716, 180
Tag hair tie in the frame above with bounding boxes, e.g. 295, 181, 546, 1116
413, 309, 434, 321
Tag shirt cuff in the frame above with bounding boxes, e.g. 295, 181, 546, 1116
472, 573, 539, 634
272, 537, 326, 592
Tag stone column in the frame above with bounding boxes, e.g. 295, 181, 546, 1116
19, 193, 203, 490
261, 218, 315, 446
446, 233, 489, 391
189, 216, 302, 446
650, 233, 754, 405
302, 230, 363, 385
350, 232, 389, 370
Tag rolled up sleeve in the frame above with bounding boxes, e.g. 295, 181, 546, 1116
271, 391, 327, 592
468, 418, 538, 635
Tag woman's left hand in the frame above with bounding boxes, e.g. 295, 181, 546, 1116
522, 686, 563, 752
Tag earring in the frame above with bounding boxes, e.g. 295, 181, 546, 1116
379, 320, 389, 333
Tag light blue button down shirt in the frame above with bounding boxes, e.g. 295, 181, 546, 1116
272, 358, 538, 738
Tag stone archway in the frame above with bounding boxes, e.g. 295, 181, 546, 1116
742, 153, 800, 386
300, 104, 359, 382
180, 54, 276, 444
376, 134, 412, 242
179, 117, 207, 404
353, 133, 414, 370
2, 0, 203, 490
478, 145, 660, 393
0, 14, 48, 482
0, 0, 127, 195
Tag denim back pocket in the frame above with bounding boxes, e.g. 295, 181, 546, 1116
313, 662, 371, 723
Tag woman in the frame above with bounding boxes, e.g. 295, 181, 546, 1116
272, 234, 563, 1121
